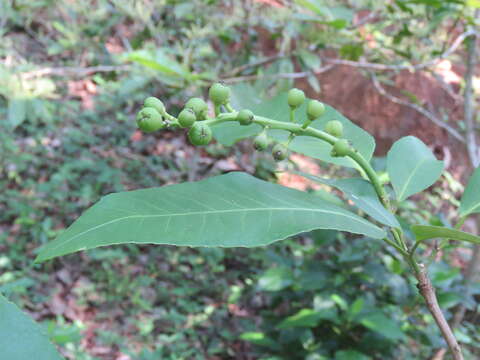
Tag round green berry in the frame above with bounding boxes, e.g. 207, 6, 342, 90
188, 122, 212, 146
237, 109, 254, 126
325, 120, 344, 138
144, 96, 165, 115
253, 132, 268, 151
331, 139, 350, 157
209, 83, 230, 105
136, 107, 164, 133
287, 88, 305, 108
178, 108, 196, 128
307, 100, 325, 120
185, 97, 208, 120
272, 143, 288, 161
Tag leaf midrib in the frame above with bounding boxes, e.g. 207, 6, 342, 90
461, 202, 480, 217
43, 207, 380, 254
397, 156, 430, 200
413, 225, 480, 244
349, 195, 397, 226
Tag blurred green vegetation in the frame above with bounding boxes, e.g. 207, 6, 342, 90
1, 0, 479, 359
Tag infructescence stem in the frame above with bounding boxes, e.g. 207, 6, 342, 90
205, 113, 388, 204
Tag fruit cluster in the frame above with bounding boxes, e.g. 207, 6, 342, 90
136, 83, 351, 161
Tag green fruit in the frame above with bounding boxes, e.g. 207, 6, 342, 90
325, 120, 344, 138
287, 88, 305, 108
185, 97, 208, 119
209, 83, 230, 105
331, 139, 350, 157
253, 132, 268, 151
188, 122, 212, 146
237, 109, 254, 126
272, 143, 288, 161
178, 108, 196, 128
144, 96, 165, 115
136, 107, 164, 133
307, 100, 325, 120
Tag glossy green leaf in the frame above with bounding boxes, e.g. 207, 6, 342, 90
296, 172, 399, 228
8, 98, 27, 128
36, 172, 385, 262
411, 225, 480, 245
348, 297, 365, 318
467, 0, 480, 8
298, 50, 322, 71
295, 0, 325, 15
387, 136, 444, 201
276, 308, 336, 329
0, 293, 64, 360
359, 312, 404, 341
125, 48, 192, 80
335, 350, 370, 360
459, 166, 480, 217
213, 85, 376, 168
240, 332, 278, 349
258, 267, 293, 292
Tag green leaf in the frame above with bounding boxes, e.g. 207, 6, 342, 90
387, 136, 444, 201
258, 267, 293, 292
335, 350, 370, 360
437, 292, 462, 309
296, 172, 399, 228
326, 19, 348, 29
298, 50, 322, 70
331, 294, 348, 311
295, 0, 325, 15
240, 332, 278, 349
36, 172, 385, 262
307, 74, 321, 93
8, 98, 27, 128
359, 312, 404, 341
339, 43, 364, 61
213, 85, 376, 168
125, 48, 192, 80
0, 293, 64, 360
348, 297, 364, 318
459, 166, 480, 217
466, 0, 480, 7
276, 308, 335, 329
411, 225, 480, 245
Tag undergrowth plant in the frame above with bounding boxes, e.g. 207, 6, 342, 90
4, 83, 480, 359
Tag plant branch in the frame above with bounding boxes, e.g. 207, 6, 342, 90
463, 19, 480, 168
444, 13, 480, 357
416, 264, 464, 360
370, 72, 465, 143
18, 65, 132, 79
222, 64, 335, 83
348, 11, 380, 29
346, 150, 390, 207
323, 30, 476, 72
429, 70, 463, 104
227, 54, 287, 77
383, 237, 409, 257
224, 29, 474, 83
